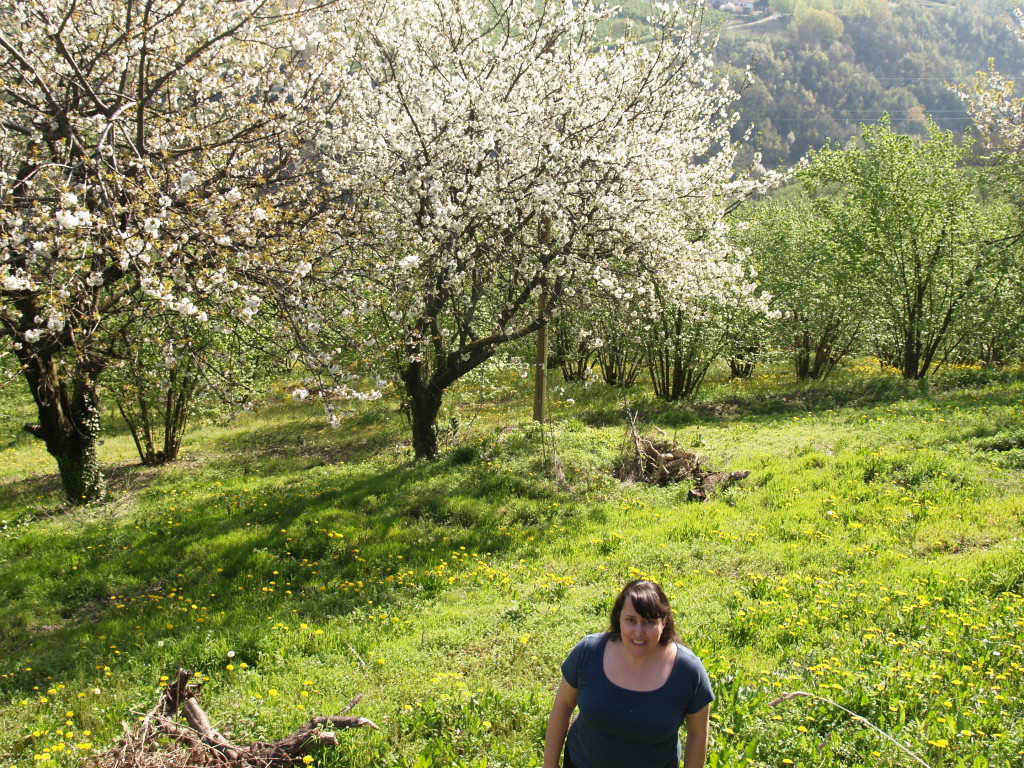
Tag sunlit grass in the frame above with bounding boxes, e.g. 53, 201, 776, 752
0, 357, 1022, 766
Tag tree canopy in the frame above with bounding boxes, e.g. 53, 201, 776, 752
0, 0, 349, 501
300, 0, 778, 458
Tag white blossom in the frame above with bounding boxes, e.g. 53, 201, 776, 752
179, 171, 198, 190
55, 210, 80, 228
3, 274, 33, 291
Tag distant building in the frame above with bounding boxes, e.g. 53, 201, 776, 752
719, 0, 757, 13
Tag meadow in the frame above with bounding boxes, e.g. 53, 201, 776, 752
0, 357, 1022, 768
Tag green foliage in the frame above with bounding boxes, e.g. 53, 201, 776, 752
737, 194, 866, 380
794, 7, 844, 44
0, 362, 1022, 767
799, 116, 1015, 378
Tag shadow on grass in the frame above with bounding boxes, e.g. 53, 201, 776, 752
577, 367, 1024, 431
0, 472, 63, 517
197, 401, 408, 469
0, 416, 574, 693
3, 365, 1022, 695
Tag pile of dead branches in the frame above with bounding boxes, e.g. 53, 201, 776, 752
614, 413, 750, 500
88, 669, 377, 768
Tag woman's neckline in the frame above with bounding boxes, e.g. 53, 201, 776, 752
599, 633, 678, 693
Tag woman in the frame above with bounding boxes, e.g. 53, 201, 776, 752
543, 579, 713, 768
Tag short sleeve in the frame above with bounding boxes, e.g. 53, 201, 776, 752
682, 648, 714, 715
560, 635, 593, 688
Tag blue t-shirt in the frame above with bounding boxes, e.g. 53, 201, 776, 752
560, 633, 713, 768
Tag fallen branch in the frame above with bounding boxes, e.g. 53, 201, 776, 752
687, 470, 752, 501
91, 668, 378, 768
614, 410, 749, 499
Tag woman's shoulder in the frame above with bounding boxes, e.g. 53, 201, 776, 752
671, 642, 715, 710
671, 643, 709, 673
579, 632, 609, 648
566, 633, 608, 661
562, 633, 610, 683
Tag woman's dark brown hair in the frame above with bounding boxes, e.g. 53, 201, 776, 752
607, 579, 678, 646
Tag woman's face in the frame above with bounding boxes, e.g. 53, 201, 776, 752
618, 596, 666, 656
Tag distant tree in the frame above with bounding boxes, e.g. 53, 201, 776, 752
646, 298, 737, 401
549, 299, 598, 383
963, 253, 1024, 365
738, 197, 865, 380
801, 116, 1013, 379
956, 10, 1024, 363
838, 0, 888, 20
959, 10, 1024, 171
726, 0, 1024, 167
592, 305, 647, 389
643, 240, 769, 400
795, 8, 843, 45
103, 311, 280, 465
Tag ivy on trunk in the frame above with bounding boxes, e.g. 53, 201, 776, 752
18, 347, 106, 504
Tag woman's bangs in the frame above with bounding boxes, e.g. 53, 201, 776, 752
629, 586, 667, 620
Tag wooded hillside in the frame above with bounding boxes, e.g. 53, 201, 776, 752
711, 0, 1024, 165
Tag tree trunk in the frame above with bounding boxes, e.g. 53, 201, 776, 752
53, 437, 106, 504
19, 349, 107, 504
727, 344, 757, 379
402, 371, 444, 460
794, 328, 811, 380
902, 333, 923, 379
728, 357, 755, 379
598, 344, 643, 387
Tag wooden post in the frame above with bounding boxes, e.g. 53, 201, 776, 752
533, 282, 548, 422
533, 216, 552, 423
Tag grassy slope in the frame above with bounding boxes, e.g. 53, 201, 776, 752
0, 359, 1022, 768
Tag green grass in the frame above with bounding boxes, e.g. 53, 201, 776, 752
0, 358, 1022, 767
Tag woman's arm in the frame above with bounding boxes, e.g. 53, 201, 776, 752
683, 704, 711, 768
543, 677, 578, 768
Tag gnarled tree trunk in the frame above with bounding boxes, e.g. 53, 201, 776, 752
402, 366, 445, 460
18, 346, 106, 504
